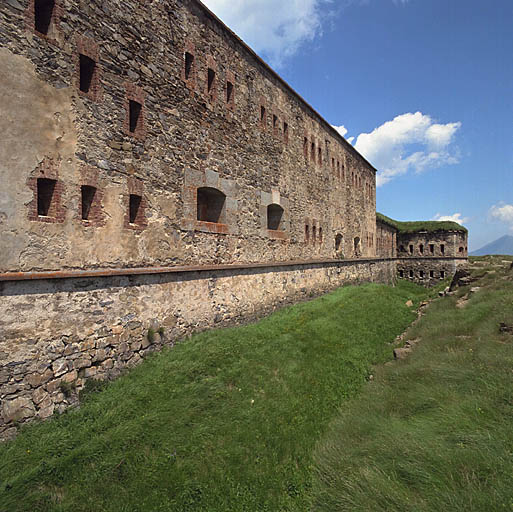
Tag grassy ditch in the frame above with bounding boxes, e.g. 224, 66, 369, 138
312, 256, 513, 511
0, 280, 432, 512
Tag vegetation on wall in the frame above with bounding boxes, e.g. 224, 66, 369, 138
377, 212, 468, 234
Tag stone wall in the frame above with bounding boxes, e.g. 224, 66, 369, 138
376, 218, 396, 258
0, 259, 395, 439
396, 257, 467, 286
395, 230, 468, 285
0, 0, 377, 276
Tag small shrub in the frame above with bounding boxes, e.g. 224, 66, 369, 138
157, 326, 165, 336
59, 381, 75, 398
79, 378, 107, 401
147, 327, 156, 343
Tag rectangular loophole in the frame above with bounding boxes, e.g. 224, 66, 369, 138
129, 194, 141, 224
129, 100, 142, 134
207, 68, 215, 93
37, 178, 56, 216
81, 185, 96, 220
184, 52, 194, 80
226, 81, 233, 104
35, 0, 55, 35
283, 122, 289, 143
430, 270, 434, 278
273, 114, 278, 130
260, 105, 266, 124
440, 244, 445, 254
79, 54, 96, 94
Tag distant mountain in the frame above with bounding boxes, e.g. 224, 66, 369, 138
471, 235, 513, 256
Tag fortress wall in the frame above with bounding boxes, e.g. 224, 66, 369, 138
376, 219, 397, 258
396, 257, 468, 286
396, 231, 468, 285
0, 259, 395, 439
0, 0, 377, 276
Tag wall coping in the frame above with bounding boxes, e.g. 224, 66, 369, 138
0, 258, 404, 282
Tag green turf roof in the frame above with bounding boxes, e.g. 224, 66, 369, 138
376, 212, 468, 234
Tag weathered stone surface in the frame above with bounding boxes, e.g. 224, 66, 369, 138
2, 397, 35, 423
74, 357, 92, 370
393, 347, 412, 360
52, 359, 69, 378
32, 387, 49, 405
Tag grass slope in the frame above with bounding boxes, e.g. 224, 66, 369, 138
313, 256, 513, 511
0, 281, 431, 512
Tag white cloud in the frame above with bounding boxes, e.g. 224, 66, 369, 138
350, 112, 461, 186
332, 125, 348, 137
201, 0, 331, 67
432, 213, 468, 224
489, 204, 513, 230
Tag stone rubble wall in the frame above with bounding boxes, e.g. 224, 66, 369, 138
0, 0, 377, 276
0, 258, 395, 440
396, 257, 468, 286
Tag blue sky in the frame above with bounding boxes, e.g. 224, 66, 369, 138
202, 0, 513, 251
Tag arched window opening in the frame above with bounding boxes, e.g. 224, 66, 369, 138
459, 246, 464, 253
354, 237, 360, 254
312, 225, 317, 243
197, 187, 226, 223
267, 204, 284, 230
335, 234, 343, 252
35, 0, 55, 35
419, 244, 424, 254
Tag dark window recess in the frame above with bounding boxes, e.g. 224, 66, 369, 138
273, 114, 278, 130
129, 100, 142, 134
305, 224, 309, 242
312, 226, 317, 242
419, 244, 424, 254
311, 142, 315, 161
354, 237, 360, 251
319, 227, 323, 242
184, 52, 194, 80
267, 204, 284, 230
440, 244, 445, 254
35, 0, 55, 35
459, 246, 464, 253
79, 54, 95, 94
335, 234, 343, 251
37, 178, 56, 216
260, 106, 266, 123
409, 270, 414, 278
441, 270, 446, 278
283, 122, 288, 141
409, 244, 414, 254
430, 270, 434, 278
429, 244, 435, 254
129, 194, 141, 224
420, 270, 424, 278
81, 185, 96, 220
207, 68, 215, 93
399, 245, 405, 252
399, 270, 404, 278
303, 137, 308, 157
226, 81, 233, 103
318, 147, 322, 164
197, 187, 226, 223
